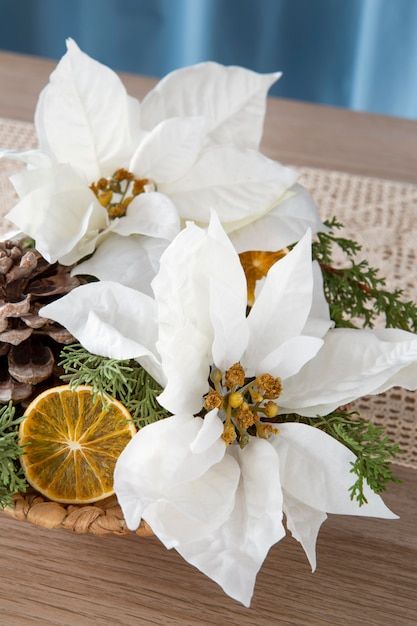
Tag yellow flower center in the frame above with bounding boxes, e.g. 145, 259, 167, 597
203, 362, 282, 448
90, 168, 156, 219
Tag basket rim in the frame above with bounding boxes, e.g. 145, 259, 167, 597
3, 490, 153, 537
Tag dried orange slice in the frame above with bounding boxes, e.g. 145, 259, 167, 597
19, 385, 136, 504
239, 249, 288, 306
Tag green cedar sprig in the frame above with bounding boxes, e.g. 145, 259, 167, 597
0, 402, 28, 508
280, 410, 400, 505
59, 344, 169, 428
312, 217, 417, 330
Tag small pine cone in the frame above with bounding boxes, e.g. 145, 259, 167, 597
0, 239, 82, 403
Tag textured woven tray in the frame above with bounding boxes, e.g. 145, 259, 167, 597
0, 117, 416, 535
3, 491, 153, 536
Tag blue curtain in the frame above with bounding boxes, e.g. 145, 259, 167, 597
1, 0, 417, 118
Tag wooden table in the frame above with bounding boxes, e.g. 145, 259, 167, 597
0, 50, 416, 626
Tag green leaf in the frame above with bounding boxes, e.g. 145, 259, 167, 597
312, 218, 417, 331
0, 402, 28, 508
59, 344, 169, 428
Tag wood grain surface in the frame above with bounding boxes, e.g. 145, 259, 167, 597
0, 50, 416, 626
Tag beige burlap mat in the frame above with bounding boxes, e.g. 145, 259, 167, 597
0, 117, 416, 470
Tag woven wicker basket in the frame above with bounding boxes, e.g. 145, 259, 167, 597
4, 490, 153, 537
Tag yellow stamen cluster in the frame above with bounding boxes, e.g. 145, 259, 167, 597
222, 422, 237, 445
255, 374, 282, 399
256, 423, 279, 439
228, 391, 244, 408
263, 400, 279, 418
204, 389, 223, 411
235, 402, 258, 429
90, 169, 153, 219
206, 362, 282, 448
224, 362, 245, 389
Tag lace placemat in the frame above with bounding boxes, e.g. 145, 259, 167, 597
0, 117, 416, 469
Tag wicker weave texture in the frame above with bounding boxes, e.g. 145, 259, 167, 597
4, 491, 152, 536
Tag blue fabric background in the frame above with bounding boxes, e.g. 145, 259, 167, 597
1, 0, 416, 118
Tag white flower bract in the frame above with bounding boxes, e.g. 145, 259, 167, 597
39, 214, 417, 606
4, 39, 323, 292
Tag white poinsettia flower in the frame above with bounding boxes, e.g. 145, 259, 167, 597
40, 214, 417, 606
4, 38, 323, 292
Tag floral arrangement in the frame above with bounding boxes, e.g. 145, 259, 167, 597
1, 39, 417, 607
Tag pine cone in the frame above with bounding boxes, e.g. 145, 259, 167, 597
0, 240, 82, 403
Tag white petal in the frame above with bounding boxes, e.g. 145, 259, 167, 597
254, 260, 332, 342
274, 423, 397, 518
153, 223, 213, 414
204, 212, 249, 370
129, 117, 206, 183
109, 192, 180, 241
156, 324, 212, 415
35, 38, 141, 180
230, 184, 325, 252
176, 438, 285, 607
72, 233, 167, 294
160, 145, 298, 223
0, 148, 52, 170
140, 61, 280, 150
245, 230, 313, 372
280, 327, 417, 416
302, 261, 334, 339
259, 335, 323, 379
190, 409, 224, 453
7, 165, 107, 263
0, 229, 23, 242
284, 494, 327, 571
39, 281, 160, 365
115, 413, 238, 541
10, 162, 59, 198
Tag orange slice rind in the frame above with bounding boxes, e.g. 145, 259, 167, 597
19, 385, 136, 504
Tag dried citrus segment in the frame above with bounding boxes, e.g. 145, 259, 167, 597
19, 385, 136, 504
239, 249, 288, 306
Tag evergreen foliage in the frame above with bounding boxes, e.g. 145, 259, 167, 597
0, 403, 27, 508
313, 217, 417, 331
60, 344, 169, 427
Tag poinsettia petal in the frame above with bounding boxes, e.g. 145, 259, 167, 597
115, 413, 239, 543
140, 61, 280, 150
176, 438, 285, 607
129, 117, 206, 183
204, 212, 249, 370
284, 494, 327, 571
190, 409, 224, 453
302, 261, 334, 339
39, 281, 160, 368
109, 192, 180, 241
7, 165, 107, 263
258, 335, 323, 379
153, 223, 213, 414
160, 145, 298, 223
244, 230, 313, 372
229, 184, 325, 252
52, 204, 104, 266
279, 328, 417, 416
72, 233, 167, 294
10, 162, 60, 198
0, 148, 52, 171
274, 423, 397, 518
35, 38, 141, 180
255, 260, 332, 343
